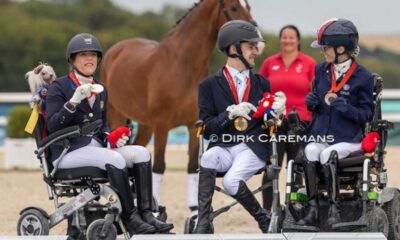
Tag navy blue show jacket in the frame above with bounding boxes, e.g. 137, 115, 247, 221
198, 68, 272, 161
307, 62, 374, 144
45, 74, 110, 162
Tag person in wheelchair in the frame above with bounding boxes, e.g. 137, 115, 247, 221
45, 33, 173, 235
194, 20, 286, 234
298, 19, 374, 228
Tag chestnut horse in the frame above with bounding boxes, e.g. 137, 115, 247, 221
101, 0, 255, 209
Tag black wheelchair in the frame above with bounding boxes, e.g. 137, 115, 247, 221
17, 111, 166, 239
282, 73, 399, 240
183, 112, 284, 234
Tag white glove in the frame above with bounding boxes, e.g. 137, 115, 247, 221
272, 91, 287, 116
70, 84, 92, 104
116, 134, 129, 148
226, 102, 257, 120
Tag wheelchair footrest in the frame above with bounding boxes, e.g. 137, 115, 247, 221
332, 216, 367, 231
282, 222, 320, 232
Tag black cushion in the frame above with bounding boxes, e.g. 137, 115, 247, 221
54, 167, 107, 181
338, 150, 371, 168
216, 168, 264, 178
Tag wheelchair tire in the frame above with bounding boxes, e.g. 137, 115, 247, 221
184, 214, 197, 234
367, 207, 389, 238
17, 208, 49, 236
268, 205, 285, 233
86, 219, 117, 240
383, 190, 400, 240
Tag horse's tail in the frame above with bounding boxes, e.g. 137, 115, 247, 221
132, 124, 153, 146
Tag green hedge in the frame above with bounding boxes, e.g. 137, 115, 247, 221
7, 105, 32, 138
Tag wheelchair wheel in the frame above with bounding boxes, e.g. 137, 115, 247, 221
268, 205, 285, 233
383, 190, 400, 240
86, 219, 117, 240
157, 205, 168, 222
184, 215, 197, 234
367, 207, 389, 238
17, 208, 49, 236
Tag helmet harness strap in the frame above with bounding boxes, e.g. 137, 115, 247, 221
333, 46, 351, 64
229, 42, 252, 70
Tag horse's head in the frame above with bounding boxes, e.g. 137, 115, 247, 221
216, 0, 256, 30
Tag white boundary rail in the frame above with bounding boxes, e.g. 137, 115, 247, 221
130, 233, 386, 239
1, 90, 400, 124
0, 233, 387, 240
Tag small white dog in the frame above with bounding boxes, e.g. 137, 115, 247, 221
25, 63, 56, 106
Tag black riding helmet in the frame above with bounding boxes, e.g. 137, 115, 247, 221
311, 18, 359, 56
217, 20, 265, 69
66, 33, 103, 63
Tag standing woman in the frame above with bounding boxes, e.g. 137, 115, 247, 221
259, 25, 316, 210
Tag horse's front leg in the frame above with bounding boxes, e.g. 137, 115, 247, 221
152, 126, 169, 205
187, 124, 199, 211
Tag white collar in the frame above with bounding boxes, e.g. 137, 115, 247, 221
225, 64, 250, 81
74, 70, 93, 85
334, 59, 352, 79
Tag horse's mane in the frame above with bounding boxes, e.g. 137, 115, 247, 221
174, 0, 204, 27
162, 0, 205, 38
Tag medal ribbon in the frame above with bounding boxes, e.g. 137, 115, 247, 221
329, 61, 358, 93
69, 72, 95, 99
223, 67, 251, 104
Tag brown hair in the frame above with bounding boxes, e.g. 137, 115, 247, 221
279, 25, 301, 51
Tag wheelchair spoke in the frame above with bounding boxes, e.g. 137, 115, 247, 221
21, 218, 31, 228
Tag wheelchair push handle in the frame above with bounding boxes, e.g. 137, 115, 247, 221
263, 111, 284, 136
287, 107, 306, 135
195, 120, 205, 138
287, 107, 300, 128
195, 119, 204, 128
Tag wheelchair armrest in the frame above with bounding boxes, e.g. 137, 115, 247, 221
371, 120, 395, 131
36, 125, 81, 155
81, 119, 103, 136
347, 150, 365, 158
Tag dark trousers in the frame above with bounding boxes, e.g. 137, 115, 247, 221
262, 118, 305, 210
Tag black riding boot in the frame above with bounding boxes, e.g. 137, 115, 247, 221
233, 181, 271, 233
132, 161, 174, 233
297, 161, 319, 226
193, 167, 217, 234
105, 164, 156, 235
322, 153, 341, 227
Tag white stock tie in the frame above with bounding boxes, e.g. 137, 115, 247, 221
235, 74, 246, 103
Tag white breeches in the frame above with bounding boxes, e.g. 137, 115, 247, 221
55, 139, 150, 170
200, 143, 265, 195
304, 142, 361, 165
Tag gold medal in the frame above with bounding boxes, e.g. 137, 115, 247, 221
324, 92, 338, 105
234, 116, 248, 132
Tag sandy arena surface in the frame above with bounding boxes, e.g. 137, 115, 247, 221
1, 146, 399, 235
